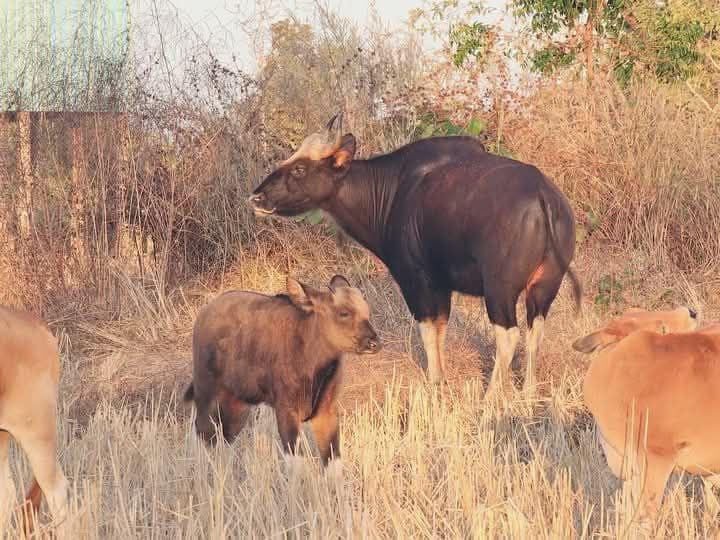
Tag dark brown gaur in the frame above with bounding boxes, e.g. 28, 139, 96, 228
250, 114, 581, 393
183, 275, 380, 465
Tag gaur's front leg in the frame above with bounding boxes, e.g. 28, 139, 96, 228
309, 371, 342, 465
395, 272, 452, 384
274, 405, 302, 455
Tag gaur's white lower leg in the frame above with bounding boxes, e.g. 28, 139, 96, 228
419, 320, 444, 383
489, 325, 520, 392
436, 319, 449, 374
524, 316, 545, 392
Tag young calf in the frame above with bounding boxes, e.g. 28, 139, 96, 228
0, 306, 68, 532
184, 275, 380, 465
575, 307, 720, 525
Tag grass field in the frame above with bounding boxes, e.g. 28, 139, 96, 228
3, 227, 719, 539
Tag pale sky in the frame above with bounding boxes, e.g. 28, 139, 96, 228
130, 0, 515, 73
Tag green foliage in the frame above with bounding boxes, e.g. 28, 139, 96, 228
415, 113, 487, 139
653, 16, 704, 82
449, 22, 493, 67
594, 274, 625, 311
530, 45, 577, 74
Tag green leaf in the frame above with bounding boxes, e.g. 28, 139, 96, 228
466, 117, 486, 136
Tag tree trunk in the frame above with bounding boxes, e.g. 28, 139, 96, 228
0, 114, 13, 250
16, 111, 34, 240
70, 118, 87, 268
584, 15, 595, 82
112, 113, 130, 258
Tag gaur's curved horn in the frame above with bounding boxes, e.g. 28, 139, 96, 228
281, 113, 345, 165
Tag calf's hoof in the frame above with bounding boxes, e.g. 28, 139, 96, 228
325, 459, 344, 484
281, 454, 306, 477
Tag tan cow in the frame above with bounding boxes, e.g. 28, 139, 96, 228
0, 306, 68, 533
576, 306, 720, 526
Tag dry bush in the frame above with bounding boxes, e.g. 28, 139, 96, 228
507, 79, 720, 275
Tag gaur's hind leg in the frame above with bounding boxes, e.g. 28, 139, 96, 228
217, 389, 251, 444
524, 266, 563, 393
486, 295, 520, 394
418, 289, 452, 384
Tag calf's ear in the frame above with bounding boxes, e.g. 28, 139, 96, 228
287, 277, 315, 312
329, 275, 351, 292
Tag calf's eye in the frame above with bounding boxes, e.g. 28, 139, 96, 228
338, 310, 351, 319
291, 165, 306, 178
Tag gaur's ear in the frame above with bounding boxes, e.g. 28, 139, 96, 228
572, 330, 619, 353
329, 275, 351, 292
332, 134, 356, 170
286, 277, 314, 312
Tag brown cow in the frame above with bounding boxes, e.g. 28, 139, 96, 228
183, 275, 380, 467
575, 307, 720, 527
0, 307, 68, 534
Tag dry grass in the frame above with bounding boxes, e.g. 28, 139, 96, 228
507, 79, 720, 275
2, 229, 719, 538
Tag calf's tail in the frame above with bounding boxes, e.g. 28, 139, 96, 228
538, 187, 582, 314
183, 384, 195, 402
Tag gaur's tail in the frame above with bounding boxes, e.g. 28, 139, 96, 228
183, 384, 195, 402
538, 187, 583, 314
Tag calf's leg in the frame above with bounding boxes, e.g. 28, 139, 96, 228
218, 389, 251, 444
309, 372, 342, 465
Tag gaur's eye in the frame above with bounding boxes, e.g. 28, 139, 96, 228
291, 165, 306, 178
338, 310, 351, 319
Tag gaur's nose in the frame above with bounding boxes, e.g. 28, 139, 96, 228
362, 329, 381, 353
248, 193, 265, 205
689, 307, 698, 319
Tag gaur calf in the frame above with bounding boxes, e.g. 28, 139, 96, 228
184, 275, 380, 465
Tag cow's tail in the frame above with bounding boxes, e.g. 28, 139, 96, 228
183, 383, 195, 402
538, 186, 582, 314
22, 478, 42, 536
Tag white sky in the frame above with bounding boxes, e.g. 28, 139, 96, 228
130, 0, 515, 73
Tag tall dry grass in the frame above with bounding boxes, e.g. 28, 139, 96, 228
4, 375, 720, 538
507, 79, 720, 275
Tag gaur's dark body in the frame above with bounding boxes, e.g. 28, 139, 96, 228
251, 129, 580, 388
339, 137, 576, 327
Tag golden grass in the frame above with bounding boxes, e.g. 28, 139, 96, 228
5, 374, 720, 538
2, 229, 719, 539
